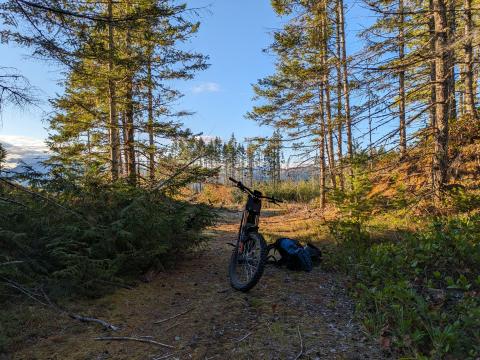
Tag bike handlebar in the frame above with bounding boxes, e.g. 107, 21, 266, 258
228, 177, 251, 194
228, 177, 241, 187
228, 177, 283, 204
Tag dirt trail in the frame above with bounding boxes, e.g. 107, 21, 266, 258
14, 210, 387, 360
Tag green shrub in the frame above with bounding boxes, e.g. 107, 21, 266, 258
327, 219, 370, 245
331, 214, 480, 358
0, 179, 214, 298
446, 187, 480, 212
327, 154, 376, 250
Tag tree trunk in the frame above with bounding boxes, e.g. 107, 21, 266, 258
337, 0, 353, 179
367, 80, 373, 169
463, 0, 477, 119
429, 0, 437, 189
319, 84, 326, 209
322, 10, 336, 189
475, 49, 480, 104
125, 76, 136, 185
276, 141, 281, 186
335, 1, 345, 191
107, 0, 119, 181
248, 152, 254, 187
125, 1, 136, 185
398, 0, 407, 157
147, 53, 156, 182
432, 0, 450, 199
447, 0, 457, 122
121, 112, 128, 176
458, 63, 465, 117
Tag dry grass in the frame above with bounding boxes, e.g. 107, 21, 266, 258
214, 204, 332, 245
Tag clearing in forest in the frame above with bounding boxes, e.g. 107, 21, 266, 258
11, 209, 388, 360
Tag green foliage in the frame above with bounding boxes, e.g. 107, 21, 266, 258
0, 175, 214, 299
446, 187, 480, 212
0, 143, 5, 170
331, 156, 375, 223
328, 219, 370, 246
330, 214, 480, 358
270, 0, 293, 15
328, 153, 375, 245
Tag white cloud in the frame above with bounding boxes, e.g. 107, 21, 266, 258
196, 135, 216, 143
0, 135, 50, 170
191, 82, 221, 94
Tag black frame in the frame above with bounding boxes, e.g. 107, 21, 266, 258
229, 177, 281, 245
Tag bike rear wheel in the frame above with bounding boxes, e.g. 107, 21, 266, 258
229, 232, 267, 292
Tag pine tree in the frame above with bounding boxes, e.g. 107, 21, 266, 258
246, 142, 258, 187
263, 131, 282, 187
1, 1, 208, 184
432, 0, 451, 198
0, 143, 6, 172
337, 0, 353, 177
249, 0, 336, 207
462, 0, 477, 120
0, 67, 35, 111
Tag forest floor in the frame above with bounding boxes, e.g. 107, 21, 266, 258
9, 208, 390, 360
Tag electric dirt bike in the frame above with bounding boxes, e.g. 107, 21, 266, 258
227, 177, 282, 292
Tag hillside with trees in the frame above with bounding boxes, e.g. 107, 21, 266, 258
0, 0, 479, 359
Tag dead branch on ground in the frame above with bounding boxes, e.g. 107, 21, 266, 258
0, 261, 24, 267
235, 332, 252, 343
2, 278, 119, 331
69, 314, 119, 331
294, 325, 304, 360
154, 307, 195, 324
94, 336, 174, 349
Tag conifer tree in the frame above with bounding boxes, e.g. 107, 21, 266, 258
462, 0, 477, 120
336, 0, 353, 175
246, 142, 258, 186
0, 143, 6, 172
0, 67, 35, 111
263, 131, 282, 187
432, 0, 451, 197
249, 0, 336, 207
0, 0, 208, 184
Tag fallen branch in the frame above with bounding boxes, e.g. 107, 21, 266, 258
0, 196, 26, 207
154, 307, 194, 324
3, 280, 48, 306
164, 321, 182, 332
0, 260, 24, 267
294, 325, 303, 360
69, 314, 120, 332
0, 177, 93, 225
2, 278, 119, 332
39, 287, 120, 332
95, 336, 174, 349
235, 332, 252, 343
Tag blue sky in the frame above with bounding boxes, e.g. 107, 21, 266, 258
0, 0, 373, 154
174, 0, 284, 140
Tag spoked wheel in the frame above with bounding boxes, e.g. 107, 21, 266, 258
229, 232, 267, 292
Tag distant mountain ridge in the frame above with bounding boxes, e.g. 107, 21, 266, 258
0, 135, 50, 173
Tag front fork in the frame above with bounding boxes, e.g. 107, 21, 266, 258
238, 228, 247, 254
237, 211, 259, 255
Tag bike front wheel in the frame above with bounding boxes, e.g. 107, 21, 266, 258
229, 232, 267, 292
